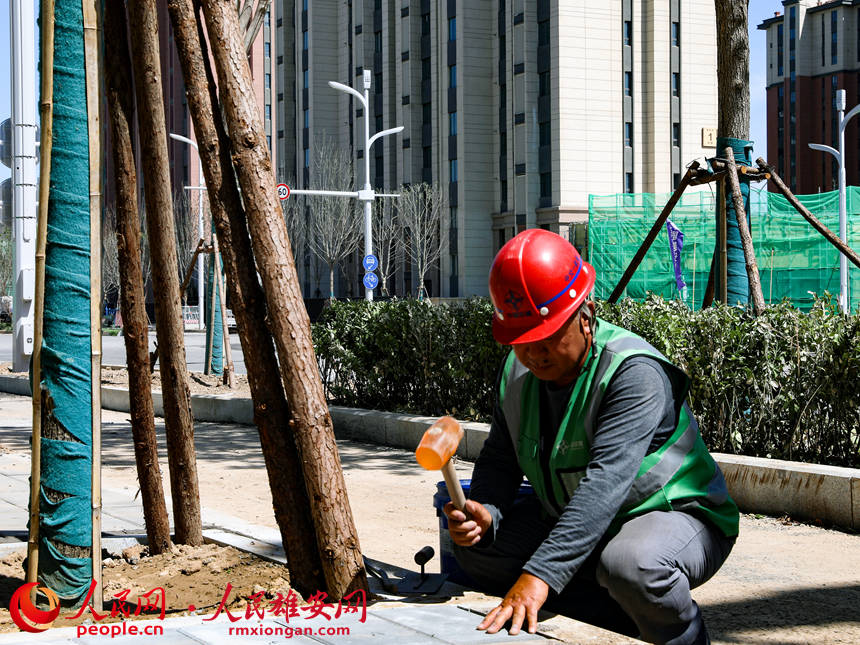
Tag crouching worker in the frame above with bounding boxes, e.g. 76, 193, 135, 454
444, 229, 738, 645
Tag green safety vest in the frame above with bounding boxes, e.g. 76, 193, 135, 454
499, 318, 739, 537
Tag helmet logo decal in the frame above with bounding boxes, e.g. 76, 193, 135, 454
502, 289, 532, 319
504, 290, 525, 312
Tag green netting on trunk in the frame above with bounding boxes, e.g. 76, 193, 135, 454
588, 185, 860, 312
33, 0, 93, 603
204, 250, 223, 374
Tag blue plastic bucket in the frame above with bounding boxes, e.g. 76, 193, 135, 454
433, 480, 535, 586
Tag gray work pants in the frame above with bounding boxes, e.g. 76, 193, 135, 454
452, 498, 735, 645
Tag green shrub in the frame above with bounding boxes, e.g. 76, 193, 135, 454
313, 296, 860, 467
312, 298, 507, 420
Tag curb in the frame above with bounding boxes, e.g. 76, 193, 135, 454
2, 374, 858, 530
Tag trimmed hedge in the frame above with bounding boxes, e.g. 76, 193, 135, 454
313, 297, 860, 468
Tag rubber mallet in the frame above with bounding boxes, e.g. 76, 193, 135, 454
415, 416, 466, 511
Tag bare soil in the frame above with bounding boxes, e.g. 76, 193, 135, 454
0, 543, 295, 633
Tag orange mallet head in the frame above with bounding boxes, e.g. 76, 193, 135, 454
415, 416, 463, 470
416, 416, 467, 511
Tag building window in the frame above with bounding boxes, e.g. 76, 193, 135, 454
450, 159, 458, 182
830, 10, 838, 65
624, 20, 632, 46
539, 122, 550, 146
539, 71, 550, 96
422, 13, 430, 35
671, 22, 679, 47
449, 65, 457, 88
672, 123, 680, 147
540, 172, 551, 200
538, 20, 550, 46
514, 112, 525, 125
375, 31, 383, 53
449, 17, 456, 41
304, 149, 310, 167
303, 109, 309, 128
278, 129, 284, 139
303, 70, 309, 89
449, 112, 457, 136
265, 104, 271, 120
265, 73, 271, 89
625, 172, 634, 193
303, 31, 309, 50
264, 42, 270, 58
671, 72, 680, 97
624, 71, 632, 97
777, 24, 784, 76
423, 147, 432, 168
624, 122, 633, 147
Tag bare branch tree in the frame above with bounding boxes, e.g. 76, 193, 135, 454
372, 197, 400, 297
304, 136, 361, 299
139, 200, 152, 295
173, 188, 199, 297
398, 182, 448, 299
102, 208, 121, 307
0, 228, 14, 301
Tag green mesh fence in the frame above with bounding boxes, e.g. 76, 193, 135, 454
588, 185, 860, 311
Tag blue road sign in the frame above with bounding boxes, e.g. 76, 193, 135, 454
362, 254, 379, 272
363, 272, 379, 290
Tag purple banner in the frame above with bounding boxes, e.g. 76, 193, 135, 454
665, 219, 685, 292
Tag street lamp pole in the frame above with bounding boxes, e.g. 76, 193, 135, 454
169, 133, 205, 329
809, 89, 860, 314
328, 74, 403, 301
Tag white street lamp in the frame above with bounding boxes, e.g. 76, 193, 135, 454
809, 89, 860, 314
168, 133, 205, 329
328, 74, 403, 301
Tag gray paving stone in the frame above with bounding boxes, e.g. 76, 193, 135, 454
374, 605, 548, 644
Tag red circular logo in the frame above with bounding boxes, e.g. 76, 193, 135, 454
9, 582, 60, 633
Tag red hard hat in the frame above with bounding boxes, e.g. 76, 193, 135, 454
489, 229, 596, 345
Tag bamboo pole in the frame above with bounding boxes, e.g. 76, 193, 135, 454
769, 248, 775, 304
719, 177, 728, 304
692, 241, 697, 309
608, 160, 700, 303
725, 147, 765, 315
82, 0, 103, 611
28, 0, 55, 588
756, 157, 860, 270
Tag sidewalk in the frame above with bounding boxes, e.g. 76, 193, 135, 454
0, 390, 858, 643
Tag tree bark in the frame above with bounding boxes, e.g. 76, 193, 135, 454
165, 0, 326, 595
716, 0, 750, 139
103, 0, 171, 555
198, 0, 367, 599
127, 0, 202, 546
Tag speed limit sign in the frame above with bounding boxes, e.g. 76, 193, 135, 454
276, 183, 290, 200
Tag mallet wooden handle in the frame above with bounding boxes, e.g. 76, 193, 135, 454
441, 459, 466, 511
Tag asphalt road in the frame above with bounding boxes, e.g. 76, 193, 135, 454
0, 330, 247, 375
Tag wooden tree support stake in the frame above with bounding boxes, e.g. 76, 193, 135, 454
609, 161, 699, 303
757, 157, 860, 271
725, 147, 766, 314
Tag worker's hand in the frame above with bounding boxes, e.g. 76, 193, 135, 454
478, 572, 549, 635
443, 499, 492, 547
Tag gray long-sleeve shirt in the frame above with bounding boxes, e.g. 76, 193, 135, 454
468, 352, 684, 594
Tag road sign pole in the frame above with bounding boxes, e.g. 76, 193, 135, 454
11, 0, 38, 371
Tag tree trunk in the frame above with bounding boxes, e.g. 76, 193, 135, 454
198, 0, 367, 599
165, 0, 325, 595
103, 0, 171, 555
716, 1, 750, 139
127, 0, 202, 546
715, 0, 752, 306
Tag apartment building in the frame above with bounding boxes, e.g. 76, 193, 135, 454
759, 0, 860, 195
275, 0, 718, 298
